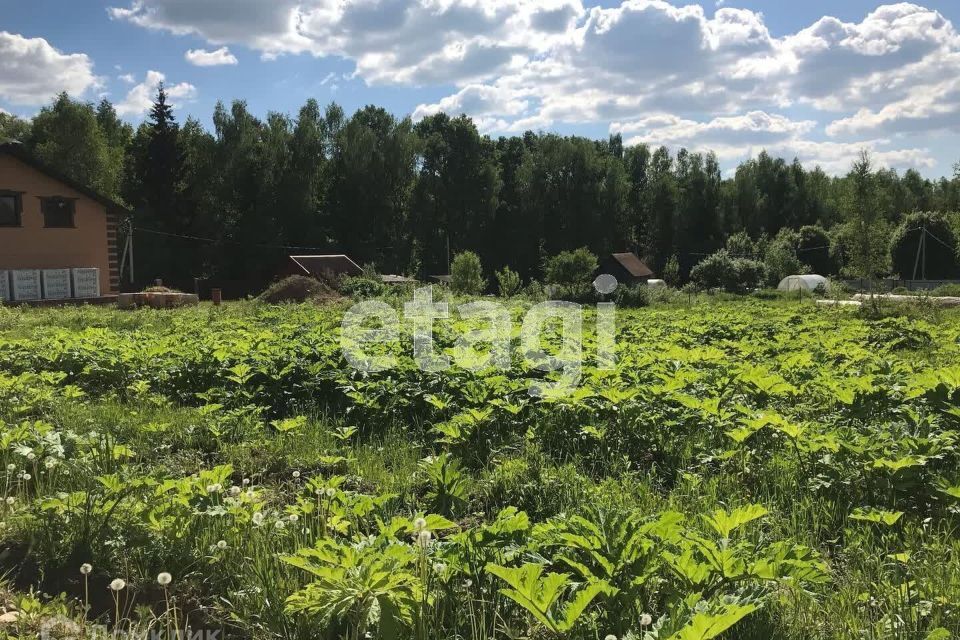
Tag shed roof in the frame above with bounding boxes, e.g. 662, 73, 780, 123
610, 252, 654, 278
0, 141, 130, 213
288, 255, 363, 278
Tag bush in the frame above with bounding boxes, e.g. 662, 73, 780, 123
544, 248, 598, 288
763, 240, 806, 287
259, 276, 338, 303
522, 279, 547, 301
339, 275, 385, 299
450, 251, 486, 295
689, 249, 765, 294
614, 284, 650, 307
933, 283, 960, 297
662, 255, 680, 287
726, 231, 758, 259
495, 266, 521, 297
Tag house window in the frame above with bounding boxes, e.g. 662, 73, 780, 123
0, 191, 21, 227
41, 197, 76, 228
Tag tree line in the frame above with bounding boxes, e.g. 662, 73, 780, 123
3, 88, 960, 289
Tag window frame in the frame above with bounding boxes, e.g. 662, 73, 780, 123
0, 190, 23, 227
40, 196, 78, 229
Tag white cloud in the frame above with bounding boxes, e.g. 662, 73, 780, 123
185, 46, 238, 66
413, 84, 529, 120
0, 31, 100, 105
115, 70, 197, 117
118, 73, 136, 83
107, 1, 960, 173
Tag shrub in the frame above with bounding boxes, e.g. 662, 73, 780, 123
450, 251, 486, 295
662, 255, 680, 287
689, 249, 765, 294
933, 283, 960, 297
544, 248, 598, 288
726, 231, 758, 259
339, 275, 385, 299
495, 266, 522, 297
614, 284, 650, 307
763, 240, 806, 287
522, 279, 547, 301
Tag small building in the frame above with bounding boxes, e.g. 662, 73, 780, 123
284, 254, 363, 282
1, 141, 126, 296
598, 252, 654, 285
429, 274, 452, 285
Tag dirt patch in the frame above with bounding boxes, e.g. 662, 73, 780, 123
258, 275, 340, 304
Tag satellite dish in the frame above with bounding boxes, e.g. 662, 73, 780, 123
593, 274, 618, 295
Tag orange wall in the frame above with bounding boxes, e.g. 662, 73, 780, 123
0, 154, 117, 294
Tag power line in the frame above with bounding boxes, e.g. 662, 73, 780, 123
133, 226, 333, 252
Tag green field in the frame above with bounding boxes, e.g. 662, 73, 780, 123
1, 299, 960, 639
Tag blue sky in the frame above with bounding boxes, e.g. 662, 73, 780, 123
3, 0, 960, 177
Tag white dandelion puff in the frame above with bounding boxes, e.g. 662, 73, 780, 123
413, 517, 427, 532
109, 578, 126, 591
157, 572, 172, 586
80, 563, 93, 575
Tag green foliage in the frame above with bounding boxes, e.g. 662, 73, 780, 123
545, 248, 599, 288
450, 251, 486, 295
662, 255, 681, 287
763, 239, 806, 287
689, 249, 765, 293
890, 211, 959, 279
495, 266, 522, 297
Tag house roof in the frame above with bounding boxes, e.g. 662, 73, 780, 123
610, 252, 654, 278
0, 141, 130, 213
288, 254, 363, 278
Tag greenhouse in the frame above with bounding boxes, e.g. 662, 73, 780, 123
777, 274, 830, 292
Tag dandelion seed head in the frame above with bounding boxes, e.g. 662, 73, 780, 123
157, 572, 172, 586
26, 452, 36, 461
292, 471, 300, 479
416, 529, 432, 547
216, 540, 227, 549
605, 635, 618, 640
288, 513, 299, 523
325, 487, 336, 498
413, 517, 427, 532
252, 512, 264, 526
229, 486, 241, 497
21, 473, 31, 481
5, 496, 14, 505
242, 478, 250, 486
109, 578, 126, 591
80, 563, 93, 575
6, 464, 14, 472
640, 614, 653, 626
274, 520, 286, 530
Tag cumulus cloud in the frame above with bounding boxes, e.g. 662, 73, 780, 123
185, 46, 238, 66
115, 70, 197, 117
0, 31, 100, 105
108, 0, 960, 173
